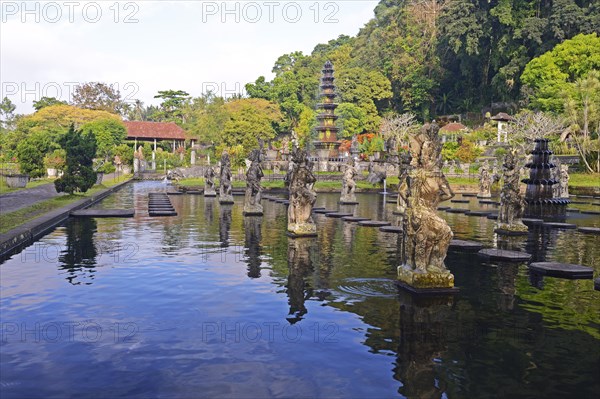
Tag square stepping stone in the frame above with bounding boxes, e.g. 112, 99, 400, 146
543, 222, 577, 229
449, 240, 483, 252
478, 248, 531, 262
578, 227, 600, 235
451, 199, 470, 203
326, 212, 353, 218
341, 216, 371, 222
466, 210, 491, 216
529, 262, 593, 279
446, 208, 469, 213
358, 220, 391, 227
379, 226, 403, 233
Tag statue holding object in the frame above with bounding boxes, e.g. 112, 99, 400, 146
219, 151, 234, 204
204, 166, 217, 197
243, 149, 264, 215
339, 157, 358, 204
287, 148, 317, 237
495, 148, 528, 234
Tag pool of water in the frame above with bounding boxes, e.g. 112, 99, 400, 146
1, 181, 599, 398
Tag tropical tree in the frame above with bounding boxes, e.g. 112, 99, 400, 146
72, 82, 126, 114
54, 124, 97, 194
153, 90, 191, 123
33, 97, 67, 111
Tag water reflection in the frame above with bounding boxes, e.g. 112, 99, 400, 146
395, 291, 454, 399
243, 216, 262, 278
286, 237, 315, 324
219, 204, 232, 247
58, 218, 97, 285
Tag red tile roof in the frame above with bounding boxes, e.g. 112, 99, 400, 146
440, 122, 468, 132
124, 121, 186, 140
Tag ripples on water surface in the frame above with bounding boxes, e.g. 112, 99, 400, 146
1, 182, 599, 398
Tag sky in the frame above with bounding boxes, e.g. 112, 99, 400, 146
1, 0, 378, 114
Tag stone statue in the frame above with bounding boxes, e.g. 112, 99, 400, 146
496, 148, 527, 234
339, 158, 358, 204
448, 160, 456, 176
397, 123, 456, 290
396, 152, 412, 215
134, 146, 144, 160
477, 160, 492, 198
287, 147, 317, 237
219, 151, 234, 204
350, 135, 359, 157
366, 161, 386, 185
204, 165, 217, 197
551, 157, 561, 198
243, 149, 264, 215
558, 163, 569, 198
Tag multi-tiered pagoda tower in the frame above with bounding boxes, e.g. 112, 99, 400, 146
314, 61, 339, 156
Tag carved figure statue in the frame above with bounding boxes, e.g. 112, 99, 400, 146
340, 158, 357, 204
398, 123, 455, 290
350, 135, 359, 156
287, 148, 317, 237
219, 151, 234, 204
396, 152, 412, 215
496, 148, 527, 233
559, 164, 569, 198
552, 157, 561, 198
204, 165, 217, 197
477, 160, 492, 198
243, 149, 264, 215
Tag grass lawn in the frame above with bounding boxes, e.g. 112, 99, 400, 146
0, 175, 132, 234
568, 173, 600, 188
0, 178, 55, 194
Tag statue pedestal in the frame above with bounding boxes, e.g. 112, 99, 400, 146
287, 223, 317, 238
204, 189, 217, 197
494, 222, 528, 235
219, 195, 234, 204
397, 264, 456, 292
477, 192, 492, 198
243, 203, 263, 216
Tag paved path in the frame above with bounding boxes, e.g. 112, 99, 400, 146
0, 183, 63, 215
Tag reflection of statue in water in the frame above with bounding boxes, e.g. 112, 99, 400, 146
219, 205, 232, 247
396, 291, 453, 398
287, 148, 317, 237
339, 157, 358, 204
286, 238, 314, 324
243, 149, 264, 215
496, 148, 528, 233
219, 151, 234, 204
477, 160, 492, 198
204, 165, 217, 196
396, 152, 412, 215
398, 123, 456, 290
244, 216, 262, 278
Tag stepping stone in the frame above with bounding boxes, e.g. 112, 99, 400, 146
462, 193, 478, 197
566, 208, 580, 213
529, 262, 593, 279
386, 199, 397, 204
569, 201, 588, 204
478, 248, 531, 262
437, 206, 450, 211
186, 190, 202, 195
339, 201, 359, 205
149, 210, 177, 216
204, 193, 217, 197
479, 200, 500, 205
449, 239, 483, 252
543, 222, 577, 229
166, 191, 183, 195
379, 226, 403, 233
591, 202, 600, 206
341, 216, 371, 222
71, 209, 135, 218
466, 210, 491, 216
578, 195, 594, 199
595, 278, 600, 291
232, 192, 245, 196
495, 228, 528, 236
451, 199, 470, 203
314, 209, 336, 214
486, 214, 499, 220
446, 208, 469, 213
582, 210, 600, 215
325, 212, 353, 218
522, 218, 543, 225
578, 227, 600, 235
275, 199, 286, 203
313, 207, 326, 211
358, 220, 391, 227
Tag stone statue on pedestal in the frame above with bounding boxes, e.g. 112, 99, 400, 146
204, 166, 217, 197
287, 148, 317, 237
243, 149, 264, 215
496, 148, 527, 234
339, 158, 358, 204
558, 164, 569, 198
397, 123, 456, 291
219, 151, 234, 204
477, 160, 492, 198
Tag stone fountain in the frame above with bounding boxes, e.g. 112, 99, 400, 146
397, 123, 457, 292
522, 138, 569, 216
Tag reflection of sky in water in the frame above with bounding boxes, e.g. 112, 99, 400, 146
1, 182, 598, 398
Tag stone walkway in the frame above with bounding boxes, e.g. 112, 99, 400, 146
0, 183, 63, 215
0, 173, 119, 215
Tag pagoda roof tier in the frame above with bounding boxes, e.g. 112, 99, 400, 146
316, 114, 339, 120
315, 126, 340, 132
316, 103, 338, 109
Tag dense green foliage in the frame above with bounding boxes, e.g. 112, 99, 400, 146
54, 125, 97, 194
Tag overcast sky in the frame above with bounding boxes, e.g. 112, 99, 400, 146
1, 0, 377, 114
